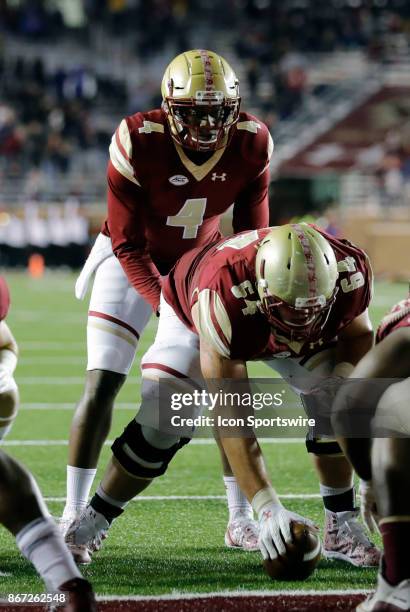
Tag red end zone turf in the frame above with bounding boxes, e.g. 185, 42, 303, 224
0, 593, 368, 611
97, 594, 366, 611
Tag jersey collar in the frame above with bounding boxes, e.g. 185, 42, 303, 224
174, 143, 226, 182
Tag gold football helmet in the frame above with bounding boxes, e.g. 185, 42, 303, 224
255, 224, 339, 340
161, 49, 240, 152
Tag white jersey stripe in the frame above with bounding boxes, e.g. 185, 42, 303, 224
212, 292, 232, 347
109, 119, 140, 185
197, 289, 230, 358
267, 132, 274, 160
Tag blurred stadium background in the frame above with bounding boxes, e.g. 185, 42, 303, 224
1, 0, 410, 278
1, 0, 410, 604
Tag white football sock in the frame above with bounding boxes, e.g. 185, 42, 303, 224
96, 485, 129, 510
64, 466, 97, 517
16, 517, 81, 591
223, 476, 253, 520
319, 483, 353, 498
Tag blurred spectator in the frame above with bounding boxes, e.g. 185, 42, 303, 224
0, 0, 410, 205
0, 200, 89, 268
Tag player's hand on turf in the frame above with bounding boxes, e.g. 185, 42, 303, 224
359, 480, 380, 534
258, 503, 319, 560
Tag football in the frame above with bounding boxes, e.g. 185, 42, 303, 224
263, 521, 322, 581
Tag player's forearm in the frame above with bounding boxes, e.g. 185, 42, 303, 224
200, 339, 273, 501
232, 171, 269, 232
332, 381, 373, 480
334, 329, 374, 374
107, 161, 161, 309
113, 246, 161, 312
218, 436, 274, 502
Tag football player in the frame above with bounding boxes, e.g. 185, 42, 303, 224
332, 295, 410, 611
0, 276, 18, 440
62, 49, 273, 556
66, 224, 380, 568
0, 276, 96, 610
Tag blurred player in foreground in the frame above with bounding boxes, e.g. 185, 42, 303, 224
333, 295, 410, 611
0, 276, 18, 440
0, 276, 96, 611
62, 49, 273, 554
66, 224, 380, 568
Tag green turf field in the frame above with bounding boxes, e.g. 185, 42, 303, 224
0, 272, 406, 596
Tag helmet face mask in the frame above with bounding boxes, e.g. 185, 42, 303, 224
165, 97, 240, 151
259, 289, 339, 341
161, 50, 241, 152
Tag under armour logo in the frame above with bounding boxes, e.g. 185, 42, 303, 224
211, 172, 227, 181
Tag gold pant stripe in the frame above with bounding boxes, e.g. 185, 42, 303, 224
88, 320, 138, 348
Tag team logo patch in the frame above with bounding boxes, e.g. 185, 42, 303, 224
169, 175, 189, 186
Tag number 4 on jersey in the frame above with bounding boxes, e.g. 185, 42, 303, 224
166, 198, 207, 239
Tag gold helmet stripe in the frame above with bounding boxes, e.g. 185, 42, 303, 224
291, 224, 318, 298
198, 49, 214, 91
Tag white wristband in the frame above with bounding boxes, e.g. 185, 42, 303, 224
0, 349, 17, 376
251, 486, 281, 518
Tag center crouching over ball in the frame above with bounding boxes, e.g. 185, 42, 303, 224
263, 521, 322, 581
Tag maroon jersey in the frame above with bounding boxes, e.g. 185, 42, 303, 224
0, 276, 10, 321
376, 297, 410, 342
163, 226, 372, 361
104, 108, 272, 311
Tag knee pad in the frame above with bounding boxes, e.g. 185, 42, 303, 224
111, 419, 190, 479
305, 437, 343, 456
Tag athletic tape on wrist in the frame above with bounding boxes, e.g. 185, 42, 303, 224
251, 486, 280, 517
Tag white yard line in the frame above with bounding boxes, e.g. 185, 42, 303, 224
0, 589, 371, 604
13, 313, 85, 323
20, 403, 138, 410
16, 377, 140, 384
19, 357, 86, 365
19, 342, 85, 350
2, 438, 304, 446
97, 589, 370, 601
45, 493, 321, 502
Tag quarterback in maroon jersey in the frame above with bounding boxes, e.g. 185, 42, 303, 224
332, 295, 410, 611
63, 49, 273, 557
67, 224, 380, 569
0, 277, 96, 610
